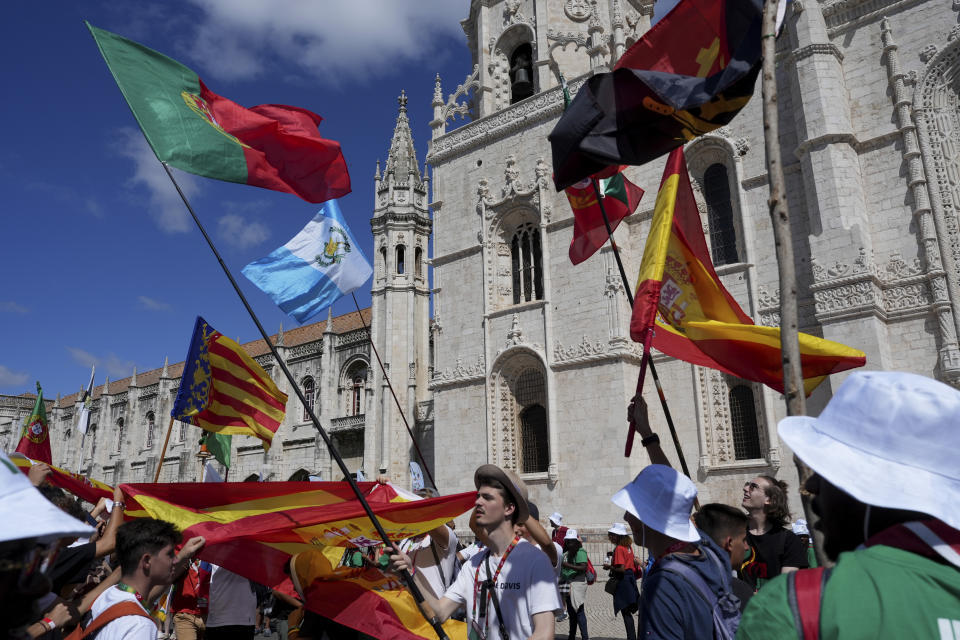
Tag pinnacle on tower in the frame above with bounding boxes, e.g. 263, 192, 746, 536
384, 89, 420, 182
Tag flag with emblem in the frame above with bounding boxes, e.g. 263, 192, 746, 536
87, 22, 350, 203
15, 382, 52, 464
171, 317, 287, 450
550, 0, 772, 189
242, 200, 373, 324
630, 148, 865, 394
566, 171, 644, 265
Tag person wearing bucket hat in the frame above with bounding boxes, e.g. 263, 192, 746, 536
738, 371, 960, 639
602, 521, 640, 640
549, 512, 568, 547
612, 465, 741, 639
389, 464, 561, 640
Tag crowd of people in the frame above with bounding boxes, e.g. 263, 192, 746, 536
2, 370, 959, 639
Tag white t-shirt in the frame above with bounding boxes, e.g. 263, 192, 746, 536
402, 528, 459, 600
460, 541, 485, 562
444, 539, 561, 640
206, 564, 257, 628
89, 586, 157, 640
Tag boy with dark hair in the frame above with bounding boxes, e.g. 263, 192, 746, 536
390, 464, 560, 640
88, 518, 204, 640
693, 503, 754, 609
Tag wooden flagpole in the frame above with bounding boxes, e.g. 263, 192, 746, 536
350, 293, 438, 491
159, 162, 449, 640
152, 416, 175, 483
760, 0, 825, 564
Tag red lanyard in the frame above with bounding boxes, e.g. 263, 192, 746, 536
471, 536, 520, 625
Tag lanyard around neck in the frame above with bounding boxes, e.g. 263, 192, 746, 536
116, 581, 144, 602
471, 536, 520, 626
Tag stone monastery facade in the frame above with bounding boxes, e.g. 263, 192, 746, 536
4, 0, 960, 531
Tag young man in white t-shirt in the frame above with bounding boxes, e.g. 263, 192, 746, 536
391, 464, 560, 640
89, 518, 204, 640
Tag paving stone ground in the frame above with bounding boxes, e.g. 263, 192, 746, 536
553, 578, 633, 640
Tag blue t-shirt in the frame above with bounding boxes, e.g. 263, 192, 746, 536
638, 533, 735, 640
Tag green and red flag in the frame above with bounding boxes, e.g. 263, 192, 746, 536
87, 22, 350, 203
15, 382, 52, 464
630, 148, 866, 395
566, 171, 644, 265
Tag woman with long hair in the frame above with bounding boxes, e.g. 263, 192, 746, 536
560, 530, 589, 640
602, 523, 640, 640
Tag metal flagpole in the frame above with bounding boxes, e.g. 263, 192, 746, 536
350, 293, 438, 491
159, 162, 449, 640
589, 178, 696, 484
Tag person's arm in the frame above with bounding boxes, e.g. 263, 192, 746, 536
23, 601, 73, 639
523, 517, 558, 567
170, 536, 206, 582
89, 497, 110, 520
528, 610, 556, 640
780, 531, 808, 573
77, 567, 121, 615
273, 589, 301, 609
428, 523, 451, 549
388, 546, 461, 622
628, 395, 671, 467
94, 486, 126, 557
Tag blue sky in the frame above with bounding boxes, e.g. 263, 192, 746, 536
0, 1, 471, 397
1, 1, 678, 399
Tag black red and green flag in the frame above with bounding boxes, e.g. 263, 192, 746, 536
566, 172, 643, 264
87, 22, 351, 203
549, 0, 767, 189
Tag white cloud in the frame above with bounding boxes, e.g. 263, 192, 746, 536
114, 127, 201, 233
66, 347, 137, 379
138, 295, 172, 311
218, 213, 270, 249
0, 301, 28, 314
183, 1, 465, 82
0, 365, 29, 388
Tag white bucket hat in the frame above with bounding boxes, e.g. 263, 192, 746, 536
1, 452, 94, 544
564, 528, 579, 540
779, 370, 960, 531
792, 519, 810, 536
612, 464, 699, 542
549, 512, 563, 526
608, 522, 629, 536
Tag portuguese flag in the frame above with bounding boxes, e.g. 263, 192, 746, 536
87, 22, 350, 203
15, 382, 52, 465
565, 170, 643, 265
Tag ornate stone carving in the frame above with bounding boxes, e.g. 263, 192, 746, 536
548, 29, 589, 49
289, 342, 323, 360
553, 335, 606, 361
883, 251, 922, 279
431, 355, 486, 384
735, 137, 750, 156
415, 400, 434, 423
949, 25, 960, 43
502, 155, 525, 197
439, 65, 479, 126
506, 314, 524, 347
565, 0, 592, 21
337, 329, 370, 348
920, 44, 938, 63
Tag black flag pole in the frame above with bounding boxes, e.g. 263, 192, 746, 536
159, 162, 450, 640
589, 178, 696, 485
350, 293, 438, 492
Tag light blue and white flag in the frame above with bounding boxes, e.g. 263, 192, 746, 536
242, 200, 372, 323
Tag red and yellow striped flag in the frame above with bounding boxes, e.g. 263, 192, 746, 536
11, 453, 114, 505
171, 316, 287, 449
630, 148, 865, 394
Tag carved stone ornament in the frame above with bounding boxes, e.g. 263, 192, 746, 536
565, 0, 592, 21
430, 355, 486, 386
920, 45, 938, 63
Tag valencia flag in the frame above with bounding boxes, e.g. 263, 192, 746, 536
630, 149, 866, 395
171, 316, 288, 450
550, 0, 765, 190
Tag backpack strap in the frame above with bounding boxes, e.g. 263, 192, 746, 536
659, 558, 717, 608
785, 567, 832, 640
81, 601, 152, 639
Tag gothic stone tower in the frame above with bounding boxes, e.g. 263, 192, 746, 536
369, 92, 433, 482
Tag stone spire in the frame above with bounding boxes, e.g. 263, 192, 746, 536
324, 307, 335, 334
384, 90, 420, 182
131, 366, 137, 387
161, 356, 168, 378
277, 322, 285, 347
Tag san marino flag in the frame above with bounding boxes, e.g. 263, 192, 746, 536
242, 200, 372, 323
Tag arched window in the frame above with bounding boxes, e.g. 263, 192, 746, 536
90, 424, 98, 456
729, 385, 762, 460
396, 245, 405, 274
302, 377, 316, 420
510, 223, 543, 304
704, 163, 740, 266
509, 43, 534, 103
380, 246, 387, 277
415, 247, 423, 279
116, 418, 124, 452
145, 412, 155, 449
64, 428, 71, 442
178, 420, 186, 443
288, 468, 310, 482
515, 368, 548, 473
345, 361, 368, 416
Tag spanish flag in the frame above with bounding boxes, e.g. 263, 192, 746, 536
630, 148, 866, 394
11, 453, 114, 505
171, 316, 287, 450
